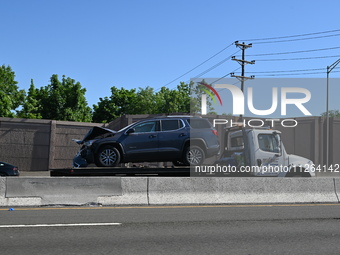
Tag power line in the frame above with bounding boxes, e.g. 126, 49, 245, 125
211, 68, 241, 84
162, 29, 340, 91
243, 46, 340, 57
252, 33, 340, 44
256, 54, 340, 61
251, 68, 326, 73
233, 67, 340, 77
239, 28, 340, 42
161, 42, 234, 89
190, 49, 241, 79
171, 66, 242, 91
255, 71, 340, 77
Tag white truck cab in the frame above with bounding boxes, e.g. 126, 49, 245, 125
217, 126, 315, 177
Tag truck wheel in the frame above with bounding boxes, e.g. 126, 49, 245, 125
95, 145, 120, 167
183, 146, 205, 166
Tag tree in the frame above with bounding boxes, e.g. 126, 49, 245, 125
19, 74, 92, 122
189, 80, 214, 114
92, 87, 138, 123
155, 82, 190, 114
135, 86, 157, 114
321, 110, 340, 117
0, 65, 25, 117
92, 83, 191, 123
16, 80, 43, 119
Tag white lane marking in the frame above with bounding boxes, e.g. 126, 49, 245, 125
0, 223, 122, 228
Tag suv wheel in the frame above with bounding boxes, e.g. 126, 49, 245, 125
95, 145, 120, 167
183, 146, 205, 166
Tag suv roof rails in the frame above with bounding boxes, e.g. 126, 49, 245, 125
152, 115, 201, 119
166, 115, 200, 118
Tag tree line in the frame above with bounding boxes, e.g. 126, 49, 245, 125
0, 65, 209, 123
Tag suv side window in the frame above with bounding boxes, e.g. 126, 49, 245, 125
134, 121, 160, 133
161, 119, 183, 131
187, 119, 211, 129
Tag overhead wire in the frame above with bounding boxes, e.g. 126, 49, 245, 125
190, 66, 242, 86
170, 66, 241, 91
251, 67, 326, 73
169, 50, 241, 90
243, 46, 340, 57
256, 55, 340, 61
239, 28, 340, 42
251, 33, 340, 44
190, 49, 241, 79
254, 70, 340, 77
235, 67, 340, 77
164, 29, 340, 91
160, 42, 235, 90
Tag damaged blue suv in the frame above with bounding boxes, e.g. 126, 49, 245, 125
73, 116, 220, 167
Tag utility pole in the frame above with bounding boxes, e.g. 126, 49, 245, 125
230, 41, 255, 119
326, 58, 340, 170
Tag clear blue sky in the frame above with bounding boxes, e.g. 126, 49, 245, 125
2, 0, 340, 116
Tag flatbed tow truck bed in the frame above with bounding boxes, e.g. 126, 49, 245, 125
50, 167, 191, 177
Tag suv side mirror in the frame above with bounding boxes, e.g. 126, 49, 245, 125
126, 128, 135, 135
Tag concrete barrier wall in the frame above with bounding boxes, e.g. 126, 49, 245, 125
0, 177, 339, 207
147, 177, 338, 205
7, 177, 122, 205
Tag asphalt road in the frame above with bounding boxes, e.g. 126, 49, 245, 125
1, 204, 340, 254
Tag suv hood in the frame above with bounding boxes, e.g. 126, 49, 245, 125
74, 126, 117, 144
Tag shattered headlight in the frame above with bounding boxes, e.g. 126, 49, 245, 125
84, 139, 97, 147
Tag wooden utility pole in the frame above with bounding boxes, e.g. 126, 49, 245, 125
231, 41, 255, 119
231, 41, 255, 92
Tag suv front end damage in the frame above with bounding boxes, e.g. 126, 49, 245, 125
73, 126, 117, 168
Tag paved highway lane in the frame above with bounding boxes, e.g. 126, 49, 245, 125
1, 204, 340, 254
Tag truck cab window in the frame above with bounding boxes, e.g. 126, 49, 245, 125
258, 134, 280, 153
230, 136, 244, 150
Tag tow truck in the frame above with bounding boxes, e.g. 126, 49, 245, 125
213, 125, 315, 177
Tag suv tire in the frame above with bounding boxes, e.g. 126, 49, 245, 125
95, 145, 120, 167
183, 146, 205, 166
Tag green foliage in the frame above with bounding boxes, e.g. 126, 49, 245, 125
2, 64, 195, 123
0, 65, 25, 117
92, 87, 137, 123
321, 110, 340, 117
155, 82, 190, 114
16, 80, 43, 119
18, 74, 92, 122
189, 79, 214, 114
92, 83, 191, 123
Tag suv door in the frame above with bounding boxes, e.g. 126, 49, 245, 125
122, 120, 160, 162
158, 119, 188, 161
